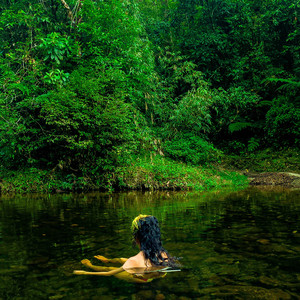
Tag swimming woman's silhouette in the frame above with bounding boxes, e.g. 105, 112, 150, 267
73, 215, 178, 283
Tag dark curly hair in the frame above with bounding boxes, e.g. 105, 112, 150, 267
132, 215, 177, 267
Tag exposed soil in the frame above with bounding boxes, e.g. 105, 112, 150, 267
245, 172, 300, 188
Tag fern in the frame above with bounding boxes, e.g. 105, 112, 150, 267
257, 100, 272, 107
228, 122, 253, 133
264, 77, 300, 91
248, 137, 260, 152
9, 83, 30, 95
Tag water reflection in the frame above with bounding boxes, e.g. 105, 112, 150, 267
0, 187, 299, 299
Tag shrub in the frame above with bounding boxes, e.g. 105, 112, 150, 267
165, 84, 214, 137
163, 133, 220, 165
265, 99, 300, 147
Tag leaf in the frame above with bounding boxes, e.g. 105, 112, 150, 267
248, 137, 260, 152
257, 100, 272, 107
9, 83, 30, 95
228, 122, 253, 133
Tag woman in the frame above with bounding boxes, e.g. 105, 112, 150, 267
73, 215, 177, 282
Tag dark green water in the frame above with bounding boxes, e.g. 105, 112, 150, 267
0, 187, 299, 299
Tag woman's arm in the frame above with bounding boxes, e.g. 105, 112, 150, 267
73, 267, 124, 276
94, 255, 128, 264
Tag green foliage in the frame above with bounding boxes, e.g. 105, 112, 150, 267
166, 84, 213, 135
0, 167, 94, 193
77, 0, 157, 115
144, 0, 299, 153
209, 87, 263, 143
222, 148, 300, 173
0, 0, 155, 185
263, 73, 300, 105
152, 49, 206, 124
43, 69, 70, 87
265, 99, 300, 147
247, 137, 260, 153
115, 155, 247, 191
0, 0, 299, 192
266, 77, 300, 92
39, 32, 71, 65
163, 134, 220, 165
228, 122, 254, 134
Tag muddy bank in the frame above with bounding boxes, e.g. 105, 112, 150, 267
245, 172, 300, 188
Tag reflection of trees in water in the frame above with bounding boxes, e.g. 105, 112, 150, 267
201, 187, 300, 283
166, 187, 300, 299
0, 188, 299, 299
216, 187, 300, 237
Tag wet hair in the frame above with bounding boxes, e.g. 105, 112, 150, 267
131, 215, 176, 267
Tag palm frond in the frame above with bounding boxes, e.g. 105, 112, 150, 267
228, 122, 253, 133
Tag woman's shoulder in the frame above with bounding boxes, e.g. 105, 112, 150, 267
122, 252, 145, 270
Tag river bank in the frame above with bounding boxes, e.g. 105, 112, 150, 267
221, 148, 300, 188
0, 156, 248, 193
1, 149, 299, 193
246, 172, 300, 188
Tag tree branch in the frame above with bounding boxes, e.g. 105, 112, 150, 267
60, 0, 74, 21
60, 0, 83, 25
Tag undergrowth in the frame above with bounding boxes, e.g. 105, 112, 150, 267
221, 148, 300, 173
0, 155, 248, 193
2, 149, 298, 194
114, 155, 248, 191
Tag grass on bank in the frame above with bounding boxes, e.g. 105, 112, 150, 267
1, 148, 298, 194
115, 155, 248, 191
221, 148, 300, 173
0, 155, 248, 193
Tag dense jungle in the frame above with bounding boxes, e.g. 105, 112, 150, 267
0, 0, 299, 192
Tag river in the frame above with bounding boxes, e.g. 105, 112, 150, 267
0, 187, 299, 299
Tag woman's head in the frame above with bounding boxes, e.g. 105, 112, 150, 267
131, 215, 166, 266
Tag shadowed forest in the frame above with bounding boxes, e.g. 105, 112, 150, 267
0, 0, 299, 192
